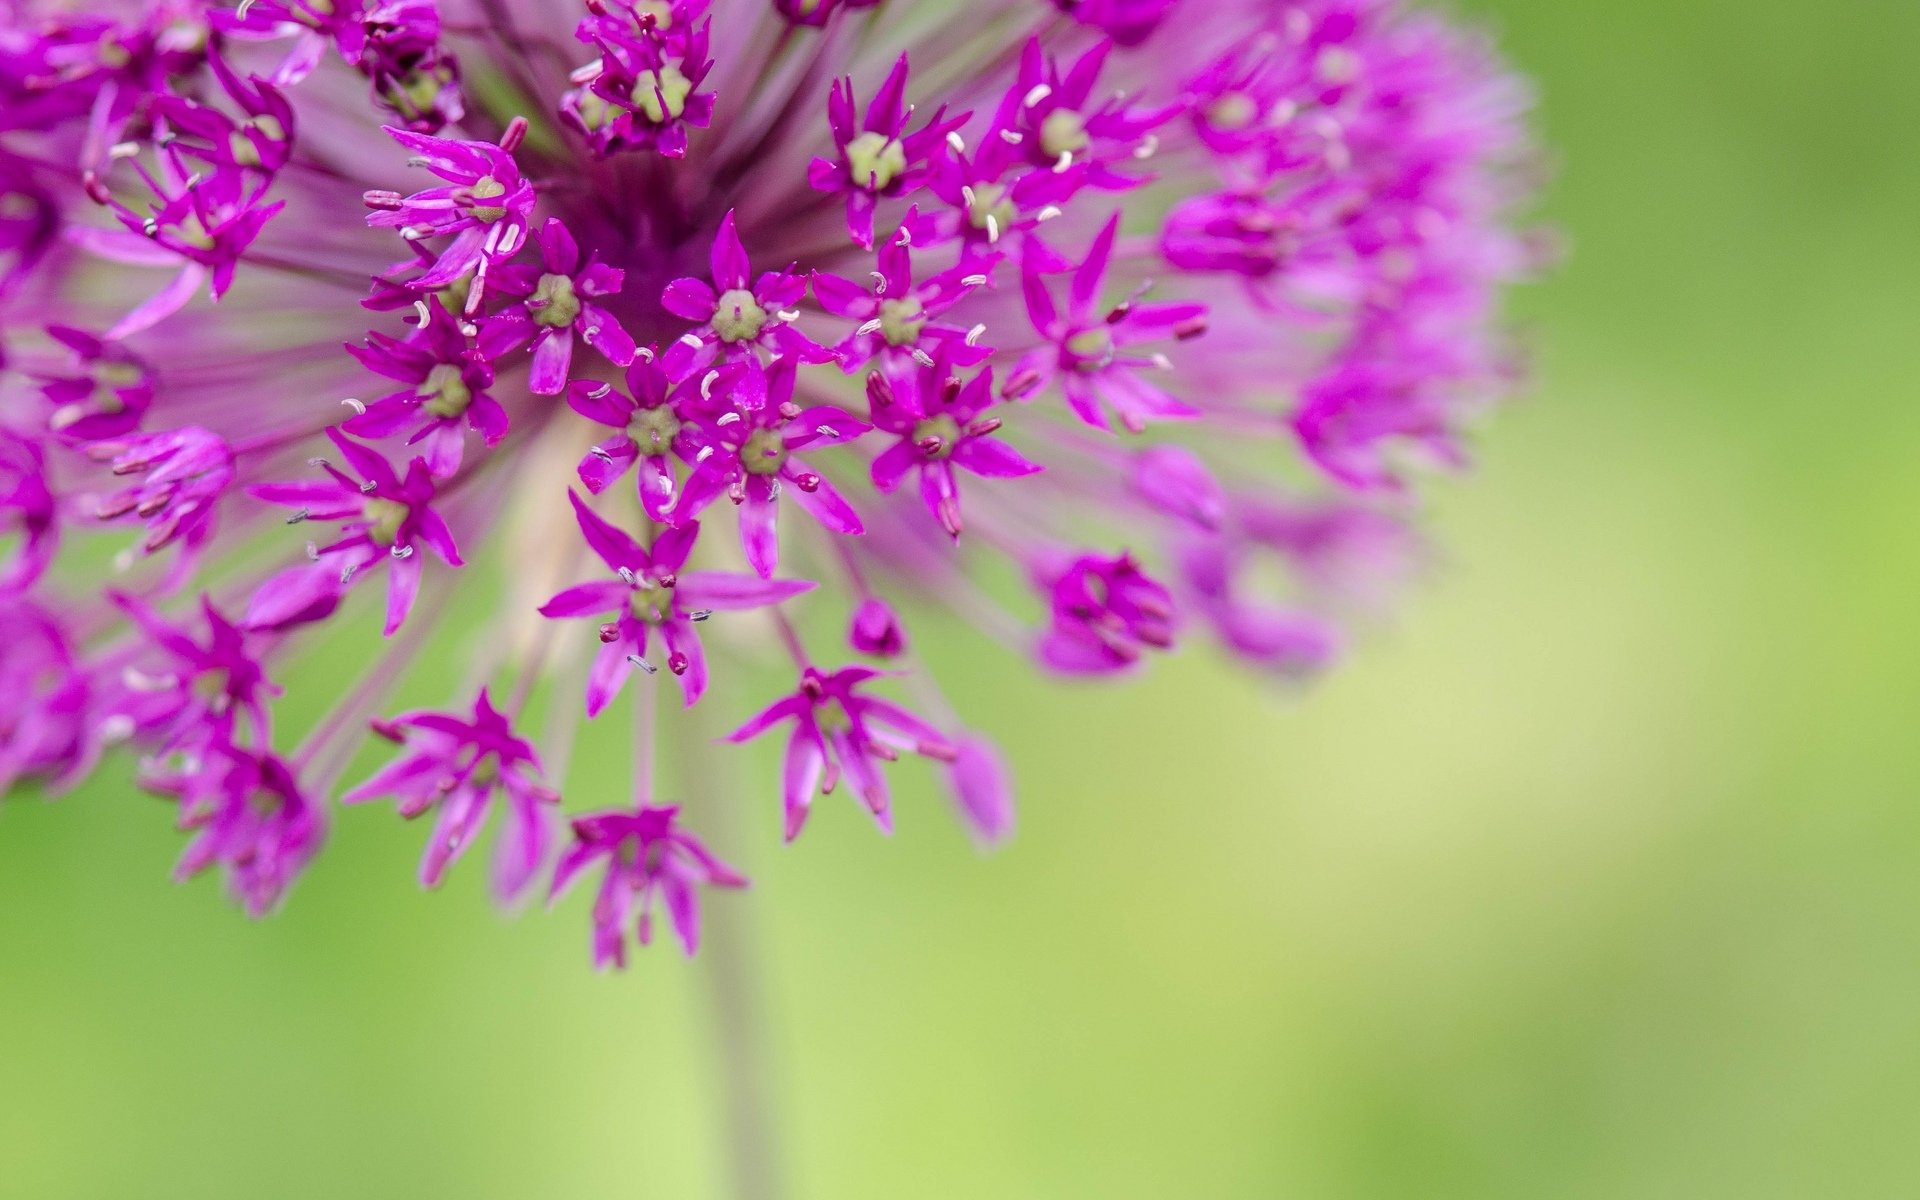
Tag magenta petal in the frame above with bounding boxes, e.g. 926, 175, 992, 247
951, 437, 1043, 478
539, 580, 629, 618
674, 570, 814, 612
528, 329, 575, 395
786, 472, 864, 535
383, 551, 423, 635
660, 277, 717, 321
738, 490, 780, 578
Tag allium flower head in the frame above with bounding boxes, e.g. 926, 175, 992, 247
0, 0, 1541, 964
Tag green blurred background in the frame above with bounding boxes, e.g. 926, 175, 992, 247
6, 1, 1920, 1196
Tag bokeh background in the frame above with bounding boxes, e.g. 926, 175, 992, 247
5, 1, 1920, 1196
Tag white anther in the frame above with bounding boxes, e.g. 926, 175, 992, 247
965, 323, 987, 346
108, 141, 140, 160
896, 225, 912, 246
341, 398, 367, 414
960, 185, 977, 206
1053, 151, 1074, 174
870, 270, 888, 293
617, 566, 637, 584
700, 370, 719, 400
122, 667, 178, 694
717, 411, 741, 425
946, 131, 966, 154
1133, 135, 1160, 160
99, 715, 136, 744
587, 382, 612, 398
857, 318, 885, 337
816, 425, 838, 438
695, 446, 714, 463
412, 300, 431, 326
998, 129, 1024, 144
636, 346, 656, 363
1022, 84, 1053, 108
677, 332, 704, 350
391, 544, 414, 559
1150, 353, 1174, 370
1036, 205, 1064, 222
910, 348, 936, 367
628, 654, 658, 674
776, 309, 800, 322
985, 214, 1001, 243
590, 446, 615, 461
961, 274, 988, 287
304, 541, 319, 561
459, 321, 478, 337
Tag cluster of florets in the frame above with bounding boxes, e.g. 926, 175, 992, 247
0, 0, 1538, 966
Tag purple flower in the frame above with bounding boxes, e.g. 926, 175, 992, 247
363, 121, 535, 304
34, 325, 158, 440
148, 747, 325, 918
540, 490, 813, 711
490, 218, 636, 395
771, 0, 881, 27
0, 428, 58, 589
991, 39, 1172, 186
659, 211, 832, 406
810, 224, 1000, 371
84, 426, 235, 557
808, 54, 968, 249
550, 804, 746, 967
1052, 0, 1180, 46
347, 689, 560, 899
848, 596, 907, 658
728, 665, 955, 841
246, 431, 461, 635
560, 3, 716, 160
673, 357, 870, 577
541, 487, 817, 706
343, 297, 513, 476
1008, 215, 1208, 432
566, 353, 700, 521
868, 359, 1041, 539
1034, 551, 1177, 673
0, 597, 96, 794
0, 0, 1541, 962
108, 590, 279, 757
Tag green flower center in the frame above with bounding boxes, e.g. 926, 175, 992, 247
1064, 327, 1115, 372
741, 427, 788, 476
363, 497, 409, 546
633, 66, 693, 123
468, 176, 508, 223
912, 413, 961, 458
878, 296, 927, 346
712, 288, 768, 343
531, 273, 581, 328
845, 131, 908, 191
967, 184, 1016, 233
628, 582, 672, 625
627, 406, 682, 456
419, 363, 473, 418
1207, 92, 1258, 130
1039, 109, 1090, 158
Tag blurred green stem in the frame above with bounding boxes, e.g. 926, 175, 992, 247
690, 702, 783, 1200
